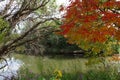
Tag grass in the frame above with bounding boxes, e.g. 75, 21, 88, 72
12, 53, 120, 80
13, 54, 88, 74
15, 68, 120, 80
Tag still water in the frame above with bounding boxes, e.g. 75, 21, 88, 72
0, 57, 23, 80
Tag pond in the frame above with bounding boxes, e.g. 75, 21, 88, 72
0, 57, 23, 80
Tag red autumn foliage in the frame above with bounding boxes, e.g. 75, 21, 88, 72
60, 0, 120, 43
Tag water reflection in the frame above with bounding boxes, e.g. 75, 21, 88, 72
0, 57, 23, 80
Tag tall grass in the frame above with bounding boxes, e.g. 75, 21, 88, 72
13, 54, 88, 74
13, 54, 120, 80
16, 68, 120, 80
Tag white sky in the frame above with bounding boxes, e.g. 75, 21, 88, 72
56, 0, 120, 5
56, 0, 70, 6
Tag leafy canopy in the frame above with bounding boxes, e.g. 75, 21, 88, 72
60, 0, 120, 55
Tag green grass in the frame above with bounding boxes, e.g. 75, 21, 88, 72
13, 54, 88, 74
16, 68, 120, 80
12, 53, 120, 80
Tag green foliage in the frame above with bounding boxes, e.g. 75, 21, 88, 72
0, 17, 9, 32
35, 0, 57, 15
0, 17, 9, 44
17, 68, 42, 80
83, 69, 120, 80
46, 34, 80, 54
100, 0, 108, 3
85, 57, 103, 65
50, 69, 62, 80
101, 37, 117, 56
16, 68, 120, 80
83, 36, 119, 57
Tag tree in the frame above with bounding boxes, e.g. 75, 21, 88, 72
0, 0, 58, 56
60, 0, 120, 55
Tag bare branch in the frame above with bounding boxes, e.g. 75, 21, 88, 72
0, 57, 8, 70
0, 0, 14, 17
0, 0, 57, 56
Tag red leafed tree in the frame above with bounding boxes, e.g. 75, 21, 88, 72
60, 0, 120, 55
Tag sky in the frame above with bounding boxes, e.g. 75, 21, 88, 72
56, 0, 120, 5
56, 0, 70, 6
